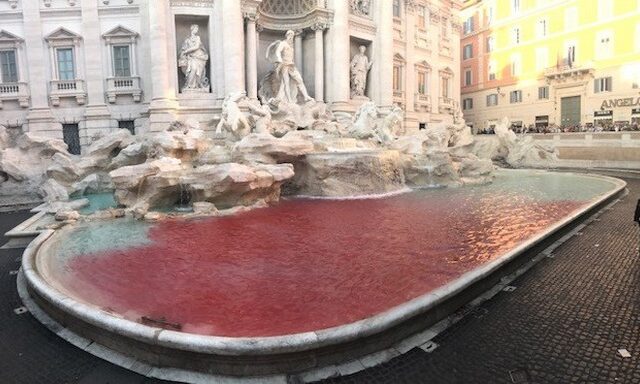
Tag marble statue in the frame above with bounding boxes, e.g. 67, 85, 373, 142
216, 92, 251, 140
259, 30, 313, 104
350, 0, 371, 16
350, 46, 373, 98
178, 24, 210, 92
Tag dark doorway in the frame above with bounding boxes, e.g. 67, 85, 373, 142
118, 120, 135, 135
560, 96, 581, 127
62, 123, 81, 155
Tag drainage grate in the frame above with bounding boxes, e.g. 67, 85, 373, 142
13, 306, 28, 315
503, 286, 517, 292
509, 368, 530, 383
419, 341, 439, 353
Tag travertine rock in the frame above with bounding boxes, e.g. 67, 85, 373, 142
54, 210, 80, 221
233, 133, 314, 164
290, 150, 405, 197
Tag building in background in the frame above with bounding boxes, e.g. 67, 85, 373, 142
0, 0, 461, 155
460, 0, 640, 133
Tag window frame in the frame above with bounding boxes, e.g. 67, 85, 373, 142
486, 93, 498, 107
392, 0, 401, 18
55, 47, 76, 81
463, 44, 473, 60
594, 77, 612, 93
0, 49, 18, 83
463, 98, 473, 110
464, 68, 473, 87
112, 45, 132, 77
510, 90, 523, 103
538, 86, 549, 100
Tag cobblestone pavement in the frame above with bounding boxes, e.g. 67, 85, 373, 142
0, 176, 638, 384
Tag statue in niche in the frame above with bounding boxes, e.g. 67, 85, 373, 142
350, 0, 371, 17
178, 24, 210, 92
350, 45, 373, 98
259, 30, 314, 104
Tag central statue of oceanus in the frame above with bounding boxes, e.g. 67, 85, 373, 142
259, 30, 314, 104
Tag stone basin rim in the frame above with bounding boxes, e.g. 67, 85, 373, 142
21, 171, 627, 357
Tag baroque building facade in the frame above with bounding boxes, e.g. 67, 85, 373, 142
0, 0, 461, 154
460, 0, 640, 133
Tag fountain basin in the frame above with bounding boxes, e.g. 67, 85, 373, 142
19, 170, 626, 379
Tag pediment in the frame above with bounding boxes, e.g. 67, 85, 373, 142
393, 53, 405, 63
440, 66, 454, 75
102, 25, 139, 39
45, 27, 82, 42
0, 30, 24, 43
415, 60, 431, 70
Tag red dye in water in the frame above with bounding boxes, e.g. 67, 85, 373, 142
63, 192, 584, 337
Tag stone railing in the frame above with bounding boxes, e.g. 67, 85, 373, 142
544, 62, 594, 81
0, 82, 29, 108
414, 93, 431, 112
49, 79, 86, 106
106, 76, 142, 103
438, 96, 454, 113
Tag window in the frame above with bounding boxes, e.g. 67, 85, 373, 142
510, 90, 522, 103
596, 31, 613, 60
535, 47, 548, 71
419, 123, 427, 130
486, 5, 494, 25
392, 0, 401, 18
463, 98, 473, 110
463, 16, 474, 35
565, 7, 578, 30
0, 50, 18, 83
441, 18, 449, 38
486, 36, 495, 52
512, 27, 521, 45
56, 48, 75, 80
393, 65, 402, 91
112, 45, 131, 77
119, 120, 135, 135
417, 71, 428, 94
442, 76, 451, 98
486, 94, 498, 106
464, 69, 472, 86
488, 61, 496, 81
417, 6, 427, 29
566, 43, 576, 66
512, 0, 520, 14
511, 54, 521, 77
538, 86, 549, 99
536, 19, 548, 38
463, 44, 473, 60
598, 0, 612, 19
594, 77, 612, 93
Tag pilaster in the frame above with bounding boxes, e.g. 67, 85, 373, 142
326, 0, 350, 111
22, 0, 56, 134
222, 0, 245, 95
372, 1, 394, 109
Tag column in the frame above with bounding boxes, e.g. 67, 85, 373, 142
22, 0, 56, 135
404, 3, 416, 114
326, 0, 350, 110
312, 25, 325, 102
244, 14, 259, 100
222, 0, 245, 95
81, 0, 111, 144
294, 30, 304, 72
148, 0, 177, 130
372, 2, 394, 109
149, 1, 173, 102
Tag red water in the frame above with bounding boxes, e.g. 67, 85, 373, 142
63, 192, 584, 337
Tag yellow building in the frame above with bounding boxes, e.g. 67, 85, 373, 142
460, 0, 640, 132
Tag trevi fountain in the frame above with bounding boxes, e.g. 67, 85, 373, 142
6, 29, 625, 384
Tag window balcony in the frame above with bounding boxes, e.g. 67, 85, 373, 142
49, 79, 86, 106
439, 96, 455, 113
106, 76, 142, 103
414, 93, 431, 112
0, 82, 29, 109
544, 62, 594, 82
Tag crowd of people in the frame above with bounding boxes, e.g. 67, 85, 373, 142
475, 122, 640, 135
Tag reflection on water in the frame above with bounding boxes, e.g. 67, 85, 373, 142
48, 170, 616, 337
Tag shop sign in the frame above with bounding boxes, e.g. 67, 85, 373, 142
594, 110, 613, 117
600, 97, 640, 109
632, 108, 640, 115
